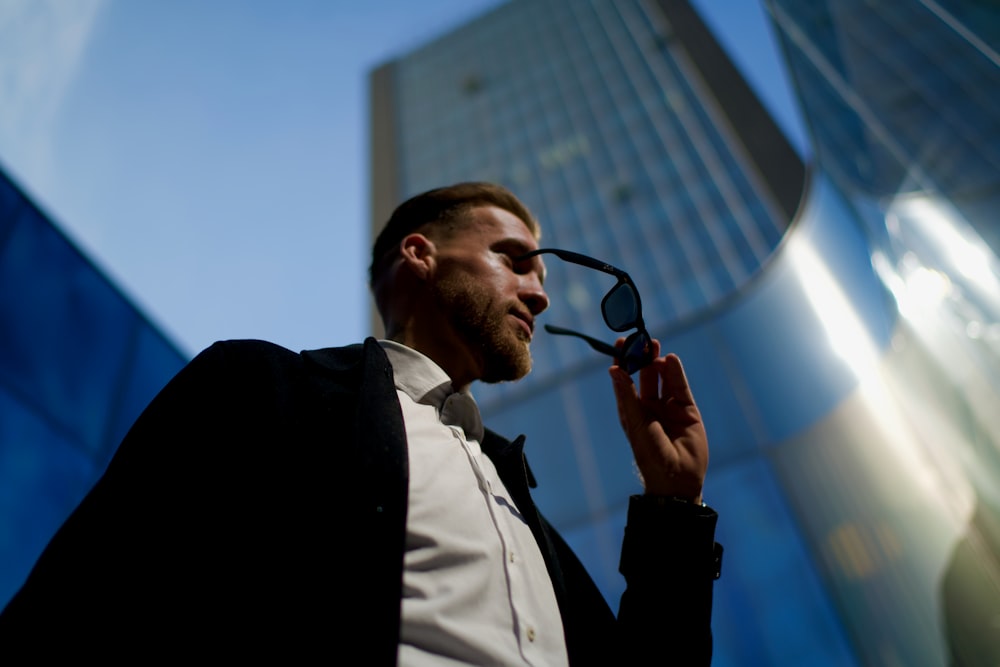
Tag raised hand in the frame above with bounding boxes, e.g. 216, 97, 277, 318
608, 338, 708, 502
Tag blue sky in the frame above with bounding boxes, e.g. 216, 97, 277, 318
0, 0, 804, 358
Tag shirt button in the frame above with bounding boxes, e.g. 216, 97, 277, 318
509, 551, 516, 563
527, 626, 536, 642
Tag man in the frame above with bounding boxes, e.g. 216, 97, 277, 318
0, 182, 721, 664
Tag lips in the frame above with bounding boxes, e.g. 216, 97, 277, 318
510, 310, 534, 340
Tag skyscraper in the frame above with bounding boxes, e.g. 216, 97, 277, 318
371, 0, 802, 349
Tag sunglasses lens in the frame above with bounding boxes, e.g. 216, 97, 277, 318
603, 282, 640, 331
622, 331, 653, 373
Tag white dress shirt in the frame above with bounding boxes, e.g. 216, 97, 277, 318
380, 341, 568, 667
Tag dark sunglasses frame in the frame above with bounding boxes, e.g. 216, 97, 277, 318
515, 248, 655, 374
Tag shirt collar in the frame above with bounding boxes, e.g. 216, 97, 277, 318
379, 340, 485, 442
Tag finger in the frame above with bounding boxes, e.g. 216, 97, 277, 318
610, 336, 627, 371
609, 365, 640, 428
638, 338, 661, 399
660, 353, 696, 406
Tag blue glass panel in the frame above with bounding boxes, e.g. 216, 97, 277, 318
0, 386, 100, 610
709, 459, 859, 667
0, 204, 135, 456
0, 171, 23, 243
558, 502, 629, 608
663, 321, 769, 458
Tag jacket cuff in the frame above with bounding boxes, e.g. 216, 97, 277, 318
619, 494, 723, 581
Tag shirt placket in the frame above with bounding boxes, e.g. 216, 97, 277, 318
441, 396, 546, 664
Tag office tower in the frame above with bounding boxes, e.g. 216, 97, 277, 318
371, 0, 803, 348
370, 0, 807, 406
0, 165, 187, 609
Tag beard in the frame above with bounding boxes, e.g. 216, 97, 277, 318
432, 272, 533, 384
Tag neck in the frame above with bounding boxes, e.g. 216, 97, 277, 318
386, 323, 478, 392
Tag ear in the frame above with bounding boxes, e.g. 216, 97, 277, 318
399, 233, 436, 280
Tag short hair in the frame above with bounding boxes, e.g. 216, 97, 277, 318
368, 181, 539, 289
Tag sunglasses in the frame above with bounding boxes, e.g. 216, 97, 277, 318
515, 248, 654, 374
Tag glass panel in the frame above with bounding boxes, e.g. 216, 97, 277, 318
0, 386, 99, 609
0, 205, 135, 455
558, 502, 630, 607
0, 172, 24, 243
709, 459, 860, 667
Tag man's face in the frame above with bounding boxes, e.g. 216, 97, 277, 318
429, 206, 549, 384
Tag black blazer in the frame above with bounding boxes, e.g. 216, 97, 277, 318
0, 338, 718, 665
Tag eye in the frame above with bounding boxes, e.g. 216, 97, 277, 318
494, 244, 524, 267
494, 242, 541, 278
509, 253, 534, 274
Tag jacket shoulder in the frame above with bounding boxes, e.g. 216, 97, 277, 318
193, 338, 380, 375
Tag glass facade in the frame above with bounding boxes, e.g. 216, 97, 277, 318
763, 1, 1000, 663
764, 2, 1000, 224
0, 165, 187, 609
372, 0, 1000, 664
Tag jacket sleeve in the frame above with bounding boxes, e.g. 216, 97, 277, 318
0, 342, 244, 632
616, 494, 722, 666
537, 493, 721, 666
0, 339, 335, 657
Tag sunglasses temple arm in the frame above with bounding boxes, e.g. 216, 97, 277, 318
521, 248, 625, 278
543, 324, 620, 360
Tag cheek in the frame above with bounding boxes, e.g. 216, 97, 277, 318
437, 258, 516, 307
465, 265, 513, 296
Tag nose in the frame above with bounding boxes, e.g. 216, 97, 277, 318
520, 272, 549, 316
